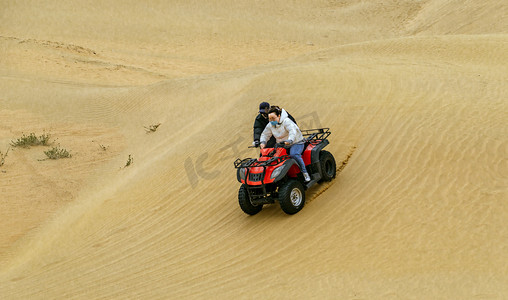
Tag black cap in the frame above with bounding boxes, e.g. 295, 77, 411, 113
259, 102, 270, 113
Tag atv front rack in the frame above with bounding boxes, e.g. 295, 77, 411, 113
301, 128, 331, 143
234, 155, 291, 169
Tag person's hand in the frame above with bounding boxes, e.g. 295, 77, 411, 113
260, 143, 265, 149
284, 141, 290, 145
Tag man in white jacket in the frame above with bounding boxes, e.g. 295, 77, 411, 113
260, 107, 311, 182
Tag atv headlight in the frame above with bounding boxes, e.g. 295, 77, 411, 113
239, 168, 247, 180
270, 166, 284, 179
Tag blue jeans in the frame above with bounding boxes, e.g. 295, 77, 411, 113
289, 143, 308, 174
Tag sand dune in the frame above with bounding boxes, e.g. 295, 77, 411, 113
1, 1, 507, 298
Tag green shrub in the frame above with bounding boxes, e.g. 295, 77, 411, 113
44, 146, 72, 159
10, 132, 52, 148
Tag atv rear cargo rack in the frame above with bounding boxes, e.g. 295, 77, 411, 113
301, 128, 330, 143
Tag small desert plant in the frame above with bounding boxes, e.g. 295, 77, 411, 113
10, 132, 52, 148
92, 140, 109, 151
39, 132, 52, 145
144, 123, 161, 133
0, 148, 9, 167
44, 146, 72, 159
124, 154, 133, 167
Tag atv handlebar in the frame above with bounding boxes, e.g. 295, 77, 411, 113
248, 142, 288, 149
275, 141, 291, 149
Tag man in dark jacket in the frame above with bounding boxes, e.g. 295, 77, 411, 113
253, 102, 296, 148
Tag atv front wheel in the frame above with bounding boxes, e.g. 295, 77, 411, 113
319, 150, 336, 182
238, 184, 262, 215
278, 180, 305, 215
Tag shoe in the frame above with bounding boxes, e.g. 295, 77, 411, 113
303, 172, 311, 182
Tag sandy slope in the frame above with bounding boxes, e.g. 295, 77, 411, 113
0, 1, 507, 299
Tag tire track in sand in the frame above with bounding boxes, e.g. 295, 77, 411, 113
307, 146, 357, 203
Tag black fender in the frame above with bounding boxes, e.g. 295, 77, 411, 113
272, 158, 298, 183
237, 168, 246, 183
309, 139, 329, 175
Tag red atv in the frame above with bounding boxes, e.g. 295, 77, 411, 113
234, 128, 336, 215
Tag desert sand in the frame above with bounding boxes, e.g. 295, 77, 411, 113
0, 0, 507, 299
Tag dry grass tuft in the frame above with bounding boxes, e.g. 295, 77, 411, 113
124, 154, 133, 168
0, 147, 9, 167
144, 123, 161, 133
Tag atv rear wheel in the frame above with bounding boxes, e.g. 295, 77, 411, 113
278, 179, 305, 215
238, 184, 262, 215
319, 150, 336, 182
